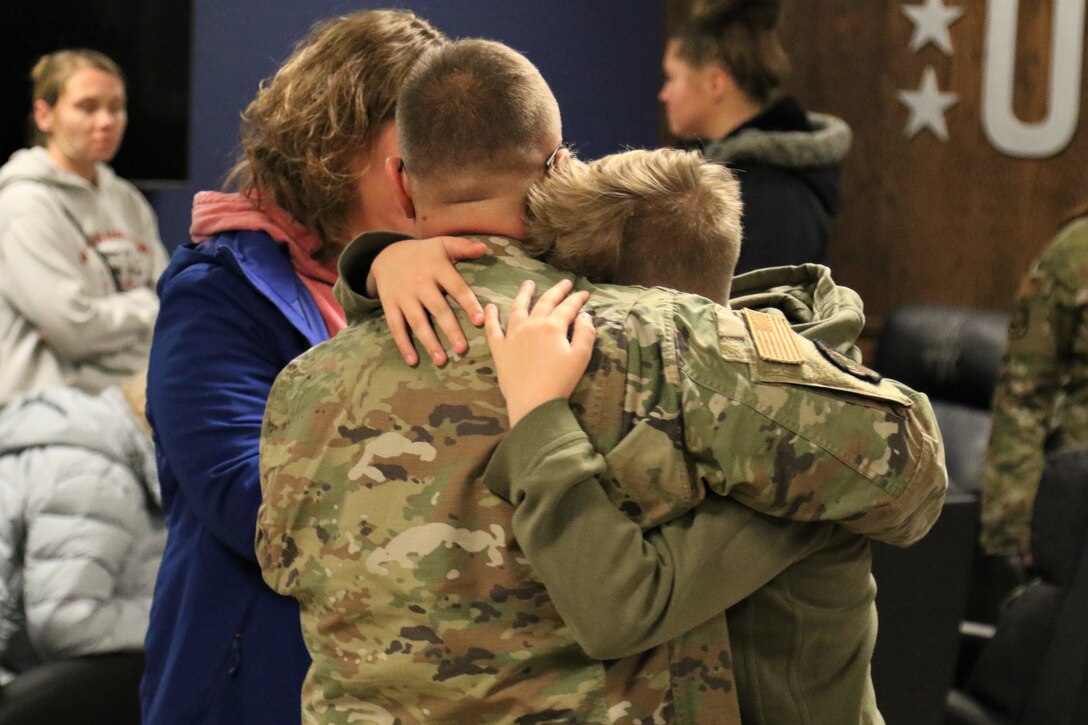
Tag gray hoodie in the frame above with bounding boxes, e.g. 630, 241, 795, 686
0, 147, 169, 406
0, 386, 165, 681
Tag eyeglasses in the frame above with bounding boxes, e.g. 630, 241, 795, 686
544, 143, 564, 174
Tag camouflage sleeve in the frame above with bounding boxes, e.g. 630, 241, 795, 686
255, 360, 303, 596
729, 263, 867, 360
981, 247, 1080, 556
483, 398, 831, 660
671, 297, 948, 547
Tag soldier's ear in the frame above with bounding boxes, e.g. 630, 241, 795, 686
552, 147, 572, 172
386, 156, 415, 220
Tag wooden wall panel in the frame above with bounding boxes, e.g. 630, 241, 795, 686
667, 1, 1088, 343
778, 0, 1088, 328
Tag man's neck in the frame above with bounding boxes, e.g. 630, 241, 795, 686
414, 194, 529, 241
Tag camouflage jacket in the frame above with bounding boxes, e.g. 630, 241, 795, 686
483, 398, 885, 724
258, 233, 946, 724
982, 219, 1088, 555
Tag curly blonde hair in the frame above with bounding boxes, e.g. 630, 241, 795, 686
227, 9, 446, 261
525, 148, 743, 303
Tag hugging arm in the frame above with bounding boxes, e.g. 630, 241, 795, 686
482, 281, 826, 659
368, 236, 488, 366
483, 399, 828, 660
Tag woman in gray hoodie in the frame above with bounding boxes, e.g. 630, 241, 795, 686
0, 50, 168, 406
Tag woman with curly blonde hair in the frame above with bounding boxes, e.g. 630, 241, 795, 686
141, 10, 473, 723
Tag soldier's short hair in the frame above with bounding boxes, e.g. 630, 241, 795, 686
524, 148, 743, 303
397, 39, 561, 182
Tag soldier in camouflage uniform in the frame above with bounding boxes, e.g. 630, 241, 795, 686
258, 40, 946, 724
982, 217, 1088, 556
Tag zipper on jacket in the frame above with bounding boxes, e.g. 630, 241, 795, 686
229, 633, 242, 675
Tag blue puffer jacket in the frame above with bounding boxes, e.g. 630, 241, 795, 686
141, 231, 325, 724
0, 386, 164, 683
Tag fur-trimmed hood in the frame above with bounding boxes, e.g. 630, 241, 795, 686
703, 111, 852, 169
700, 95, 852, 168
701, 97, 851, 216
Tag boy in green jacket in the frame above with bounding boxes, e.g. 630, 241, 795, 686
492, 144, 896, 724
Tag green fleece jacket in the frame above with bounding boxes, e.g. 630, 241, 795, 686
482, 263, 904, 724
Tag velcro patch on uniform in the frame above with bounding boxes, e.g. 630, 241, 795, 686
742, 308, 805, 364
814, 339, 883, 383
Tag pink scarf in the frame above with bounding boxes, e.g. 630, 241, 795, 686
190, 191, 346, 335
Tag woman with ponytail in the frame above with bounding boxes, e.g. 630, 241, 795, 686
660, 0, 852, 273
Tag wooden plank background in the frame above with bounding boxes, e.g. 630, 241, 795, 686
665, 0, 1088, 350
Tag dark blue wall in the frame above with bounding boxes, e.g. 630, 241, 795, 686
147, 0, 664, 251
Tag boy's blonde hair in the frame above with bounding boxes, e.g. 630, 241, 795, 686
525, 148, 743, 303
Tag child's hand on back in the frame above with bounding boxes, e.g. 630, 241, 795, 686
484, 279, 595, 426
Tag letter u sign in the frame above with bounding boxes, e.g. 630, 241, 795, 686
983, 0, 1086, 159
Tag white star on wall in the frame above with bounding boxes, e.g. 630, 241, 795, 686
902, 0, 964, 54
898, 66, 960, 141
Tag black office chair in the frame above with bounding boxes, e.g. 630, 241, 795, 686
870, 490, 979, 725
874, 304, 1009, 496
874, 304, 1023, 621
868, 305, 1016, 725
0, 652, 144, 725
946, 446, 1088, 724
